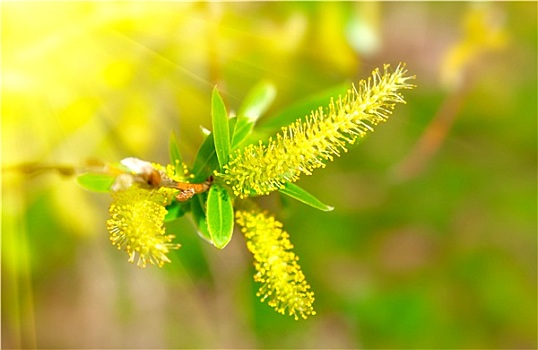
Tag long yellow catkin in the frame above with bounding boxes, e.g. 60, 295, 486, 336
236, 208, 316, 320
219, 64, 415, 198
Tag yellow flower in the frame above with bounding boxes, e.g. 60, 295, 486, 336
236, 208, 315, 320
219, 64, 415, 198
107, 185, 180, 268
106, 160, 196, 267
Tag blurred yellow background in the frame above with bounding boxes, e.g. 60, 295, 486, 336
2, 2, 536, 348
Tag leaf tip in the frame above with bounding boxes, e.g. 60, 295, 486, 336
323, 205, 335, 212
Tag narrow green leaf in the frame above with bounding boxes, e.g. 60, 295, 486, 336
164, 200, 190, 222
190, 192, 213, 244
76, 173, 115, 192
237, 81, 276, 122
231, 119, 254, 150
228, 116, 250, 150
258, 82, 350, 133
192, 133, 219, 182
169, 132, 183, 166
211, 87, 231, 169
206, 184, 234, 249
279, 182, 334, 212
232, 81, 276, 149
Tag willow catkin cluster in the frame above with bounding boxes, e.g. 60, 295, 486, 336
236, 208, 316, 320
107, 186, 180, 268
106, 162, 188, 268
219, 64, 415, 198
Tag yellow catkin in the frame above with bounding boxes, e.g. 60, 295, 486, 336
219, 64, 415, 198
107, 163, 186, 267
236, 209, 316, 320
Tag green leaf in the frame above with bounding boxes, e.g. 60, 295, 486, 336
232, 81, 276, 149
230, 118, 254, 150
76, 173, 115, 192
206, 184, 234, 249
211, 86, 231, 169
169, 131, 183, 167
237, 81, 276, 122
190, 192, 213, 244
192, 133, 219, 182
164, 200, 190, 222
259, 82, 350, 133
279, 182, 334, 212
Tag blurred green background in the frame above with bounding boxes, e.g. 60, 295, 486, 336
2, 2, 536, 349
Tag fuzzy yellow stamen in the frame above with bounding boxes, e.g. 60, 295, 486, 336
107, 186, 180, 268
219, 64, 415, 198
236, 209, 316, 320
